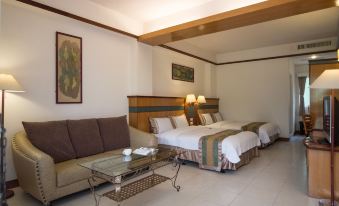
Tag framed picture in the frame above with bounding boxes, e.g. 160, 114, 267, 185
172, 63, 194, 82
56, 32, 82, 103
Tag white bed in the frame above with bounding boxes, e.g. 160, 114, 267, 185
156, 126, 260, 164
205, 120, 280, 146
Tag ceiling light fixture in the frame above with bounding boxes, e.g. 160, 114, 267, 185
310, 55, 317, 59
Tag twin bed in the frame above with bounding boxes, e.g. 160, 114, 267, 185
128, 95, 280, 172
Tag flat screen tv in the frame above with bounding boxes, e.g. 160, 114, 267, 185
323, 95, 339, 146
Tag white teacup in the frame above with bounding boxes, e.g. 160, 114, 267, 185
122, 148, 132, 156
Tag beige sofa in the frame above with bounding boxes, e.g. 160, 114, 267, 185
12, 118, 157, 206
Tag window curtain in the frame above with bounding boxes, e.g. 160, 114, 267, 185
298, 76, 307, 116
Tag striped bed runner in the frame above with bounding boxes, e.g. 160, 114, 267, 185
241, 122, 266, 134
199, 129, 241, 171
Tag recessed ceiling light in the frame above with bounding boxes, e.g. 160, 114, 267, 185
310, 55, 317, 59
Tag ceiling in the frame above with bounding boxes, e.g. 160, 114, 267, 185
167, 7, 339, 54
89, 0, 216, 22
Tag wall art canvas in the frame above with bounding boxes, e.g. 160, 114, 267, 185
172, 63, 194, 82
56, 32, 82, 103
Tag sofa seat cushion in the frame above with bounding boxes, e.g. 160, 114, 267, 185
22, 120, 76, 163
56, 151, 121, 187
67, 119, 104, 158
97, 116, 131, 151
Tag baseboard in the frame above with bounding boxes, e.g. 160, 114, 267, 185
277, 137, 290, 142
6, 179, 19, 189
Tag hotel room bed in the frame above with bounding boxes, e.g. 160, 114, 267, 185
205, 120, 280, 147
155, 125, 260, 171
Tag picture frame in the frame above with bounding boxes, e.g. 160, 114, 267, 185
172, 63, 194, 82
56, 32, 82, 104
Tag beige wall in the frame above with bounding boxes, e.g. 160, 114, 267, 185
216, 58, 291, 138
0, 2, 152, 180
152, 46, 216, 98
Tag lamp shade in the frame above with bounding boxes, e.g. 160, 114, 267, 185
0, 74, 24, 92
186, 94, 196, 104
197, 95, 206, 104
310, 69, 339, 89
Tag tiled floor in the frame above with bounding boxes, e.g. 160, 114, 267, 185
8, 136, 321, 206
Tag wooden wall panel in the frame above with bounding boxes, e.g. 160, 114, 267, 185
310, 61, 339, 129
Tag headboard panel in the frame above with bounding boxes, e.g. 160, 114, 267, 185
128, 96, 220, 131
128, 96, 185, 132
197, 98, 219, 125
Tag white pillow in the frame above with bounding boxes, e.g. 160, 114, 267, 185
201, 113, 214, 125
171, 114, 189, 128
149, 117, 173, 134
212, 112, 223, 122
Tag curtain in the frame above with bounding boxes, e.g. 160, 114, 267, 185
298, 76, 307, 116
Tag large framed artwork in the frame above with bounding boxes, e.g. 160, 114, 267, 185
172, 63, 194, 82
56, 32, 82, 103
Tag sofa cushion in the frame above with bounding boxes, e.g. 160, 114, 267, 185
56, 151, 121, 187
97, 116, 130, 151
22, 121, 76, 163
67, 119, 104, 158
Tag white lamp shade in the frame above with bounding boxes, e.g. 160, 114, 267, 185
186, 94, 196, 104
197, 95, 206, 103
0, 74, 24, 92
310, 69, 339, 89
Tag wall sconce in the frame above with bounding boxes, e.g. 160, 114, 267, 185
186, 94, 196, 125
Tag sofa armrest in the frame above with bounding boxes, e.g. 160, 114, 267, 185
129, 126, 158, 148
12, 131, 56, 204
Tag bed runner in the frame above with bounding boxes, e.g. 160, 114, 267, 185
241, 122, 266, 134
199, 129, 240, 171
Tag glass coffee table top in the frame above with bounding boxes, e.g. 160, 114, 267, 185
80, 148, 177, 178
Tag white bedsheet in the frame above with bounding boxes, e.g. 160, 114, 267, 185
206, 121, 280, 144
156, 126, 260, 163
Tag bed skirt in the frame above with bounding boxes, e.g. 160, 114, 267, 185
160, 145, 259, 171
260, 133, 280, 148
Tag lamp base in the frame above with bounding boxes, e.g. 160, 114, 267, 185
319, 199, 338, 206
5, 189, 14, 199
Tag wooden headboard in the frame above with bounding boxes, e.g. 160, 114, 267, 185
127, 95, 219, 132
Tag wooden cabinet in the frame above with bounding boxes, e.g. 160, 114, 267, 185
304, 131, 339, 199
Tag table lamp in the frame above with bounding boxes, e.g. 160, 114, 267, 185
197, 95, 206, 104
186, 94, 196, 125
0, 74, 24, 206
311, 69, 339, 206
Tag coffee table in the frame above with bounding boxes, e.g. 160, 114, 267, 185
80, 148, 183, 206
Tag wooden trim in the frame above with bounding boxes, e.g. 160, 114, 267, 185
217, 50, 337, 65
309, 58, 339, 65
15, 0, 138, 39
159, 45, 216, 65
139, 0, 336, 45
6, 179, 19, 189
127, 95, 219, 100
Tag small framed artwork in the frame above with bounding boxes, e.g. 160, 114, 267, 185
172, 63, 194, 82
56, 32, 82, 103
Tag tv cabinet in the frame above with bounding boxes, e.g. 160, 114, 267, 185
304, 130, 339, 199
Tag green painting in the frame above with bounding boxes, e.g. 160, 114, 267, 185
56, 32, 82, 103
172, 63, 194, 82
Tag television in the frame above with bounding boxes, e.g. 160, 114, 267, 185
323, 95, 339, 146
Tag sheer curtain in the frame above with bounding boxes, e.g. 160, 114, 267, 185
298, 76, 307, 116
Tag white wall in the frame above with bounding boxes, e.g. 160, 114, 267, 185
216, 58, 291, 138
152, 46, 216, 97
0, 2, 152, 180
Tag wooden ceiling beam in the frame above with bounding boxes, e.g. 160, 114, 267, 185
138, 0, 337, 46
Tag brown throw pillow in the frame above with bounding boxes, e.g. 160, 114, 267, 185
22, 120, 76, 163
97, 116, 130, 151
67, 118, 104, 158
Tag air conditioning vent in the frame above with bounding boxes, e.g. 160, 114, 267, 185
297, 41, 332, 50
